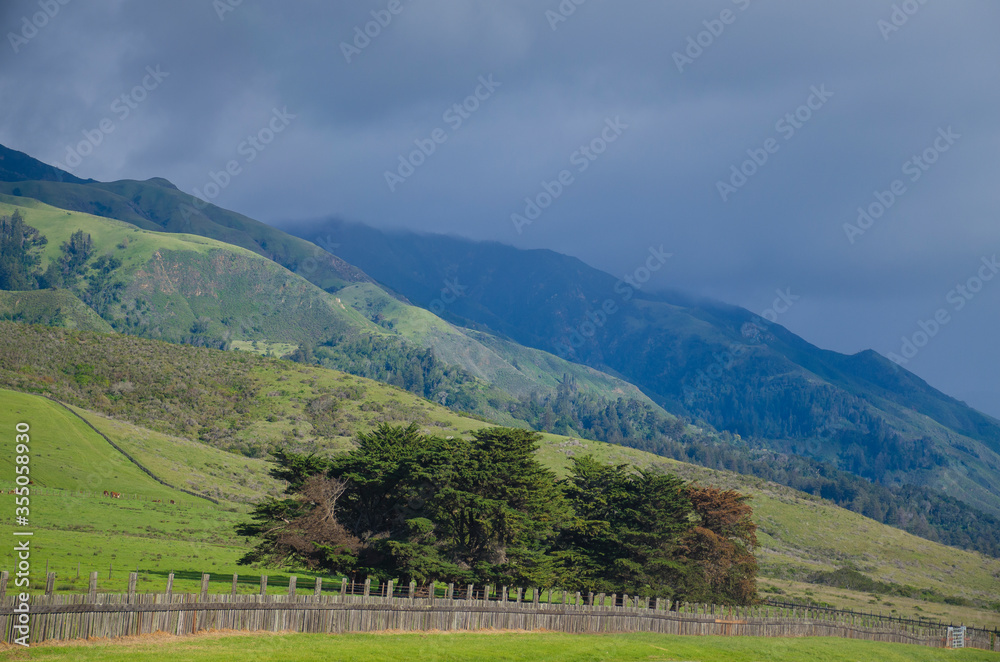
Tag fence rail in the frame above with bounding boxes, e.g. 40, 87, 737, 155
1, 571, 997, 651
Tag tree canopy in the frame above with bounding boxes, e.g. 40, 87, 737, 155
238, 424, 758, 604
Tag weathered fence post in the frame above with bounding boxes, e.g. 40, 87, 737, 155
611, 593, 618, 609
45, 572, 56, 597
576, 592, 582, 606
447, 583, 454, 600
501, 586, 508, 603
533, 588, 540, 605
232, 574, 239, 596
0, 570, 8, 599
259, 575, 268, 596
88, 571, 99, 601
166, 572, 174, 598
588, 591, 594, 606
363, 577, 371, 597
644, 597, 650, 610
386, 579, 393, 598
655, 598, 662, 611
340, 578, 347, 596
288, 576, 297, 596
409, 581, 416, 600
200, 574, 210, 601
126, 572, 136, 598
516, 587, 522, 604
466, 584, 474, 601
315, 577, 323, 597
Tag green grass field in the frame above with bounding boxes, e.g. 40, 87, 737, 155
1, 631, 997, 661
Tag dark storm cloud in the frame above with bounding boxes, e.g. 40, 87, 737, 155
1, 0, 998, 414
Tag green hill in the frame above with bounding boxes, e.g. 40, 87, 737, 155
0, 142, 370, 292
0, 195, 378, 346
0, 289, 113, 332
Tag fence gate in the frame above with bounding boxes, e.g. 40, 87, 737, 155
947, 626, 966, 648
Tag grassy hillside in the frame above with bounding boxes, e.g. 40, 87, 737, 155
0, 142, 370, 291
0, 321, 492, 457
0, 195, 378, 346
0, 289, 112, 332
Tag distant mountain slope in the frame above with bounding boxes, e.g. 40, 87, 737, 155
283, 218, 1000, 518
336, 282, 660, 405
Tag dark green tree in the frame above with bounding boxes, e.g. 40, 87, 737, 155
0, 210, 47, 290
558, 456, 696, 596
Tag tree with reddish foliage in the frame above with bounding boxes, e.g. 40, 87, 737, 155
681, 486, 758, 604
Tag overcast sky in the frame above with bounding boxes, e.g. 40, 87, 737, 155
2, 0, 998, 416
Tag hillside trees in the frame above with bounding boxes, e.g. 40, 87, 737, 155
0, 210, 47, 290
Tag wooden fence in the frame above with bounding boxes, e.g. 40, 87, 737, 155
1, 572, 997, 651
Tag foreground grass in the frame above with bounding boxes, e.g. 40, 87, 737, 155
2, 631, 997, 662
